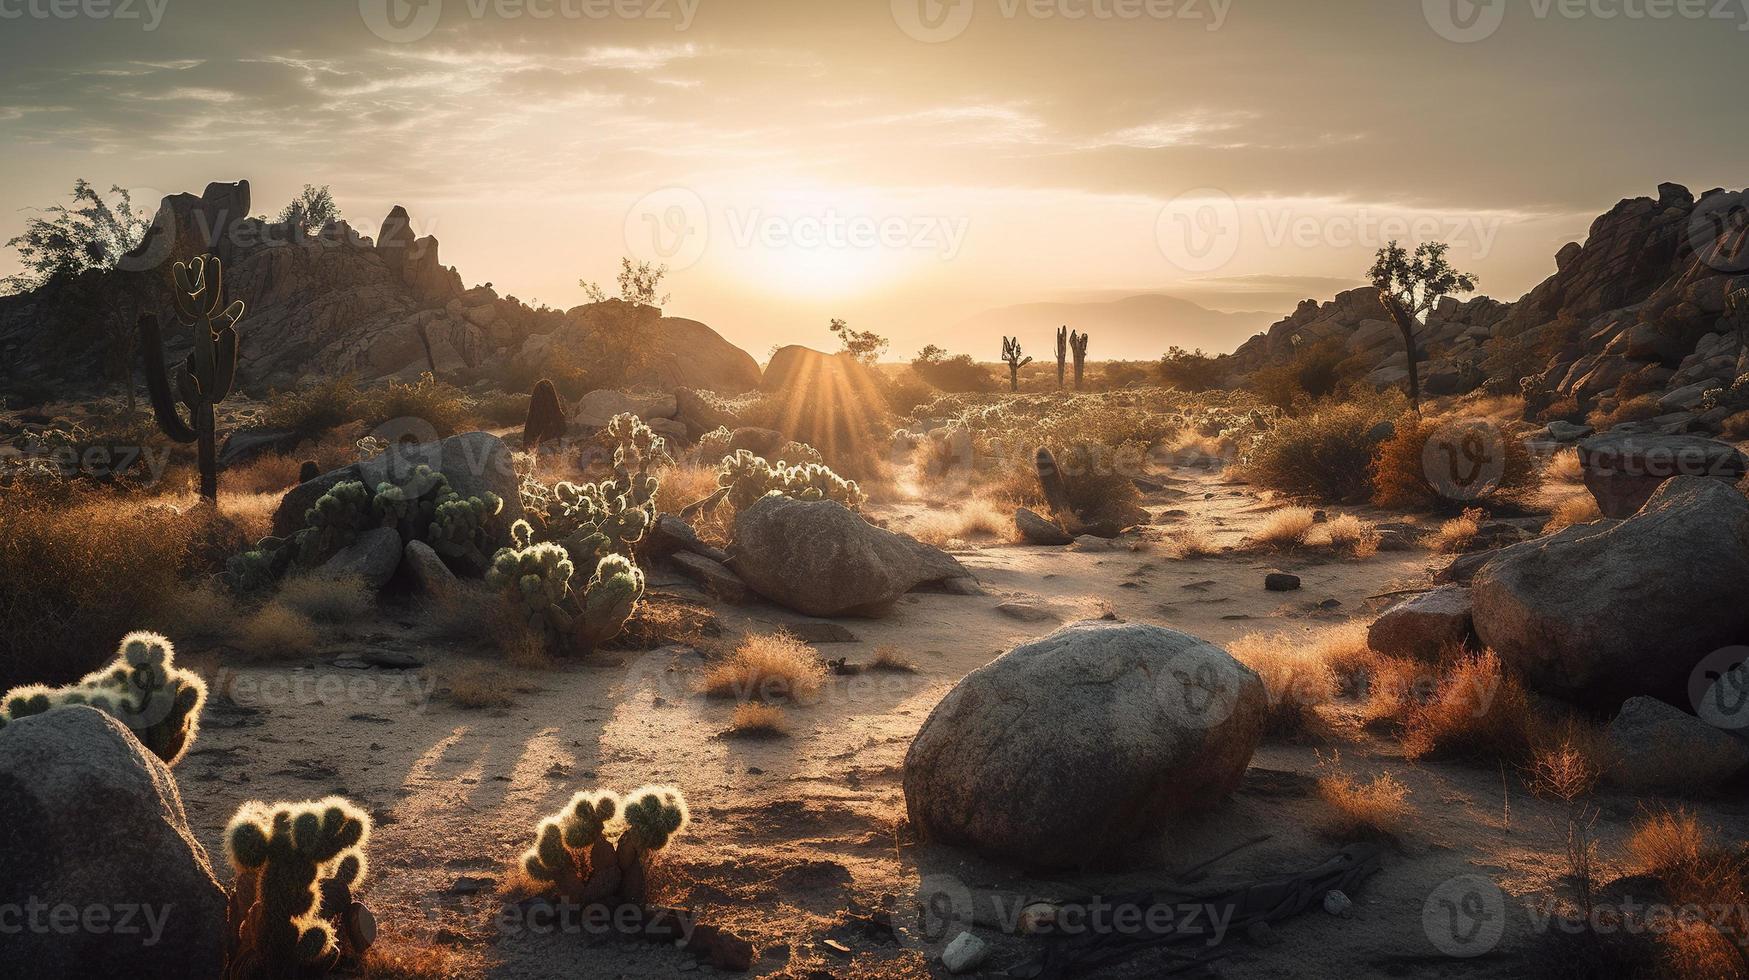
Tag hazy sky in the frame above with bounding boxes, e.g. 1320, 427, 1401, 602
2, 0, 1745, 358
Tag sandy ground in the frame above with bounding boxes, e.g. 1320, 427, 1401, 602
171, 463, 1749, 979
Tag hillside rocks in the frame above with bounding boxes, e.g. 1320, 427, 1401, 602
1576, 431, 1749, 518
1606, 696, 1749, 793
1368, 585, 1474, 660
729, 496, 974, 616
273, 431, 522, 544
1471, 477, 1749, 707
903, 621, 1265, 868
515, 305, 761, 396
0, 707, 227, 979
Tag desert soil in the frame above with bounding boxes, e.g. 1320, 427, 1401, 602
172, 462, 1749, 979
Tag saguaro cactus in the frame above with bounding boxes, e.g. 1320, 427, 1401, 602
1069, 330, 1090, 390
1002, 336, 1032, 392
140, 254, 245, 502
1055, 325, 1068, 389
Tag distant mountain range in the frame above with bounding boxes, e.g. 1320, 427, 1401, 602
953, 294, 1278, 361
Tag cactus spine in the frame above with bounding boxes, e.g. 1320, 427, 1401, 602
1069, 329, 1089, 390
0, 631, 207, 765
1001, 336, 1032, 392
141, 254, 245, 502
223, 797, 373, 979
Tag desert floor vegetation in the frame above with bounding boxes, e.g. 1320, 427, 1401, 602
700, 631, 827, 703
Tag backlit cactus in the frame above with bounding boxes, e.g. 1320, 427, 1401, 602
0, 631, 207, 765
577, 552, 645, 648
1069, 329, 1090, 390
223, 796, 373, 978
429, 490, 503, 571
716, 449, 865, 512
536, 413, 665, 556
486, 533, 576, 642
520, 785, 687, 908
296, 480, 374, 565
140, 254, 246, 502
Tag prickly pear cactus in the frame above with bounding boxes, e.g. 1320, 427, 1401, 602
223, 796, 373, 978
0, 631, 208, 765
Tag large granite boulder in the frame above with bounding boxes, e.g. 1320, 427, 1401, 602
1606, 696, 1749, 793
729, 496, 973, 616
1471, 478, 1749, 707
273, 431, 522, 544
1368, 586, 1475, 661
0, 707, 227, 978
903, 621, 1266, 868
1576, 431, 1749, 518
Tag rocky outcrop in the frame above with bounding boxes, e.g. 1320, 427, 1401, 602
514, 303, 761, 396
0, 706, 227, 979
1576, 431, 1749, 518
729, 495, 973, 616
1471, 477, 1749, 707
903, 621, 1266, 868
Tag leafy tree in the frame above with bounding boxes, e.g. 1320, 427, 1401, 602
829, 318, 888, 364
1157, 346, 1224, 392
2, 180, 150, 295
1368, 241, 1478, 411
581, 257, 669, 307
911, 345, 993, 391
277, 184, 341, 235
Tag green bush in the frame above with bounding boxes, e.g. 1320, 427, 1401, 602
1239, 394, 1403, 502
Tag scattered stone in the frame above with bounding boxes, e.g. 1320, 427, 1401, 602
316, 526, 403, 590
362, 650, 424, 669
1265, 572, 1301, 592
671, 552, 752, 604
403, 539, 457, 597
904, 621, 1266, 868
1607, 696, 1749, 793
447, 875, 496, 895
1323, 890, 1353, 917
1015, 507, 1073, 546
1246, 921, 1281, 946
942, 932, 990, 974
0, 707, 227, 977
1367, 585, 1474, 661
646, 514, 730, 563
995, 601, 1058, 623
1071, 534, 1118, 552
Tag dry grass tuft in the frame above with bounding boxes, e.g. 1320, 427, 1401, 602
1317, 757, 1414, 841
221, 453, 306, 496
1162, 526, 1220, 559
1320, 513, 1381, 558
701, 631, 827, 703
426, 582, 550, 664
1546, 447, 1586, 484
1432, 507, 1484, 554
1310, 622, 1379, 694
1252, 506, 1317, 549
277, 575, 374, 623
907, 495, 1016, 548
870, 646, 919, 672
1401, 650, 1534, 762
1228, 632, 1337, 740
726, 702, 789, 738
446, 664, 515, 709
1544, 494, 1603, 534
652, 462, 732, 547
239, 602, 319, 659
1528, 721, 1608, 802
360, 934, 470, 979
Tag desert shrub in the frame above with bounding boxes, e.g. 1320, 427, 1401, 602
1372, 411, 1540, 511
1239, 396, 1401, 503
1157, 347, 1225, 392
357, 373, 472, 436
277, 575, 374, 623
1252, 506, 1316, 549
700, 631, 825, 703
1249, 338, 1358, 409
474, 389, 532, 428
1162, 526, 1220, 558
0, 485, 212, 689
1228, 632, 1337, 740
911, 347, 995, 392
254, 376, 365, 442
240, 602, 319, 659
727, 702, 788, 738
1316, 757, 1413, 841
1587, 393, 1663, 431
1101, 362, 1150, 389
222, 453, 307, 495
1401, 651, 1534, 763
445, 664, 515, 709
1053, 440, 1147, 525
1432, 507, 1484, 553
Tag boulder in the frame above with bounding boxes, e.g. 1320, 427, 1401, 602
1471, 478, 1749, 707
671, 552, 751, 604
218, 427, 305, 468
403, 539, 458, 597
0, 707, 227, 978
903, 621, 1266, 868
674, 387, 738, 436
1367, 586, 1474, 661
316, 527, 403, 590
1264, 572, 1301, 592
730, 496, 973, 617
1577, 432, 1749, 518
1606, 696, 1749, 793
1014, 507, 1073, 546
273, 431, 522, 545
1544, 421, 1594, 442
572, 389, 679, 429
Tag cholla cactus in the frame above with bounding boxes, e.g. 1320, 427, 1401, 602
577, 552, 645, 648
520, 785, 687, 908
716, 449, 865, 512
486, 534, 575, 642
429, 490, 503, 571
296, 480, 374, 565
223, 796, 373, 978
0, 631, 207, 766
695, 426, 734, 462
370, 465, 451, 538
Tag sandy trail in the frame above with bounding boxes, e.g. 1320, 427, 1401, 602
174, 465, 1749, 978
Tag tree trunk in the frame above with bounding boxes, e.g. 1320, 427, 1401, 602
1382, 295, 1422, 413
